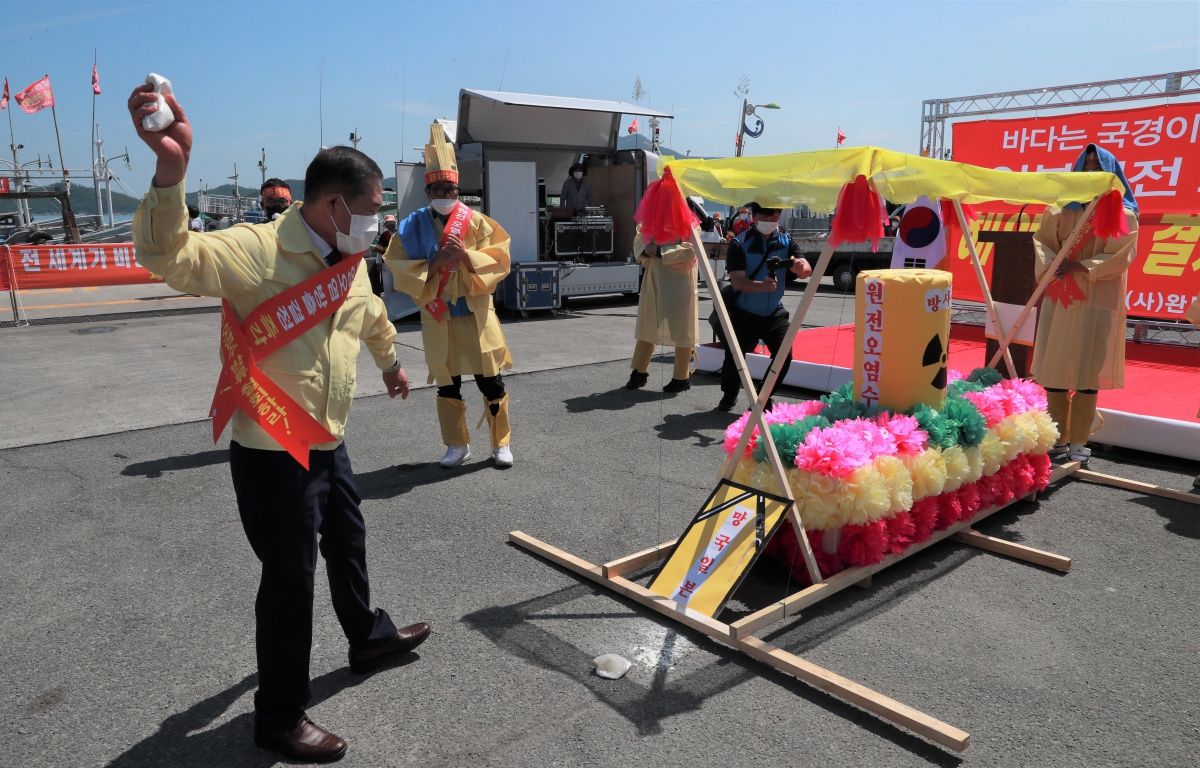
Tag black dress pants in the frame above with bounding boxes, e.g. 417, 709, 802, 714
230, 441, 396, 731
720, 304, 793, 399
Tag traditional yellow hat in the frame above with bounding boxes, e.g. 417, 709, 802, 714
424, 122, 458, 185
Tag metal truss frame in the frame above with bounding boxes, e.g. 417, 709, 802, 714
921, 70, 1200, 158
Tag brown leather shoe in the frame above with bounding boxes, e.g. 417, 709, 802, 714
254, 717, 347, 763
348, 622, 431, 674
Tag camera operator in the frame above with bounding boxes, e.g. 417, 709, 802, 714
717, 203, 812, 412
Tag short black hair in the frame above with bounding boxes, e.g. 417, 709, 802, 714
749, 202, 780, 216
303, 147, 383, 202
187, 205, 199, 218
261, 178, 290, 193
569, 162, 586, 177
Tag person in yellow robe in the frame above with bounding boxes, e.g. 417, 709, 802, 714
386, 124, 515, 468
1031, 144, 1139, 464
626, 225, 699, 391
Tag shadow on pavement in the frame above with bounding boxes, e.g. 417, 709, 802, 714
356, 460, 492, 500
563, 387, 662, 414
464, 572, 961, 764
121, 449, 229, 479
652, 410, 735, 448
1132, 495, 1200, 539
102, 663, 381, 768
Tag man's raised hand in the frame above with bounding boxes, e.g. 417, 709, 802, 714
128, 84, 191, 188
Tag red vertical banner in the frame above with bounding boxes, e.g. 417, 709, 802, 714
950, 102, 1200, 320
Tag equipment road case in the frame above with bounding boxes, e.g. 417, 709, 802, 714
502, 261, 561, 314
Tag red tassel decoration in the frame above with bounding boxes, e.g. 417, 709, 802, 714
939, 198, 977, 232
829, 175, 886, 251
1091, 189, 1130, 240
633, 167, 700, 243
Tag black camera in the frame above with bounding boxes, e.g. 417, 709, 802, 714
765, 255, 791, 277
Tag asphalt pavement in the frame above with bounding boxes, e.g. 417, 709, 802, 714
3, 350, 1199, 766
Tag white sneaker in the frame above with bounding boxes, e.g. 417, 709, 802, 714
440, 444, 471, 468
1068, 443, 1091, 462
492, 445, 514, 468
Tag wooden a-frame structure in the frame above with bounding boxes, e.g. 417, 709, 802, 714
510, 148, 1199, 752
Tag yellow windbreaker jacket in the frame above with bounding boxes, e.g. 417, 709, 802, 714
132, 180, 398, 451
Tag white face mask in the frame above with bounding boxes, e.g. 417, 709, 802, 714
430, 198, 458, 216
755, 220, 779, 235
332, 195, 378, 255
573, 171, 583, 180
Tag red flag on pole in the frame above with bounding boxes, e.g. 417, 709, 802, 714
92, 63, 101, 95
627, 117, 639, 135
15, 75, 55, 114
1, 78, 8, 110
836, 127, 846, 146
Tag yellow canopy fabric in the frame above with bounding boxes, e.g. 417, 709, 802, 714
660, 147, 1124, 213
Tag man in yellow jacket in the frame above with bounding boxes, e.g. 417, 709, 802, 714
626, 226, 699, 391
128, 83, 428, 763
386, 124, 514, 468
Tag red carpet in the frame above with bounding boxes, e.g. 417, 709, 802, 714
783, 323, 1200, 424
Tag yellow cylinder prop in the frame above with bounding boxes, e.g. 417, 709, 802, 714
853, 269, 952, 413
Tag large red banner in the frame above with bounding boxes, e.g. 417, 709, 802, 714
0, 244, 162, 291
947, 101, 1200, 320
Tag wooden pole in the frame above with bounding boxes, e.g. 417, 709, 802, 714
687, 225, 823, 585
953, 200, 1018, 378
508, 530, 971, 752
987, 197, 1099, 369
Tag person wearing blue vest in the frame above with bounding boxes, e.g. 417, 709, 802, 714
718, 203, 813, 412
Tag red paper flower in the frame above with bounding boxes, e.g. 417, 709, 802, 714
633, 167, 700, 243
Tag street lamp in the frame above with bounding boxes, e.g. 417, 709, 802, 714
735, 101, 780, 157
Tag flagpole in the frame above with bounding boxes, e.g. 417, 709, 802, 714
5, 99, 25, 227
92, 51, 103, 224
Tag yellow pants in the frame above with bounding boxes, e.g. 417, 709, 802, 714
632, 340, 693, 380
1046, 390, 1098, 446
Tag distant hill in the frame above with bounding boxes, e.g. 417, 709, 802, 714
182, 177, 399, 207
0, 184, 143, 217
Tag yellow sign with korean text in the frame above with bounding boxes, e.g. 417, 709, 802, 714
648, 480, 792, 618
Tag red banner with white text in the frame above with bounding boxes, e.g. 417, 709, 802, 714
947, 102, 1200, 320
0, 244, 162, 291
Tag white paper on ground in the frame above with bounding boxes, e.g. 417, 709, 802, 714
984, 301, 1037, 346
142, 73, 175, 132
593, 654, 632, 680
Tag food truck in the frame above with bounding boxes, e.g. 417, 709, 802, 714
383, 90, 672, 319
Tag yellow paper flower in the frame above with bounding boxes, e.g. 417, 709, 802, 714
963, 445, 984, 484
843, 463, 892, 525
1028, 410, 1059, 454
874, 454, 914, 513
995, 416, 1027, 464
979, 431, 1003, 476
792, 469, 843, 531
905, 448, 947, 501
941, 445, 971, 492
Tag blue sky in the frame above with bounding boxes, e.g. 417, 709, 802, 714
3, 1, 1197, 195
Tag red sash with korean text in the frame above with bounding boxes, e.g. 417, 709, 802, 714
1044, 207, 1098, 309
425, 201, 474, 322
209, 254, 363, 468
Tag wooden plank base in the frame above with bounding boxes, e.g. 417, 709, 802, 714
602, 538, 678, 578
508, 531, 970, 752
1073, 468, 1200, 507
729, 459, 1081, 640
953, 529, 1072, 572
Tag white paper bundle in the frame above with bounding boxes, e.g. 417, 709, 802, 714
142, 73, 175, 132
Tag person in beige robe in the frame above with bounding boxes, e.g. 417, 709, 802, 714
626, 225, 700, 391
1031, 145, 1139, 463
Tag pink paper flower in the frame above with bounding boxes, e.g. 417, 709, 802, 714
795, 425, 875, 478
